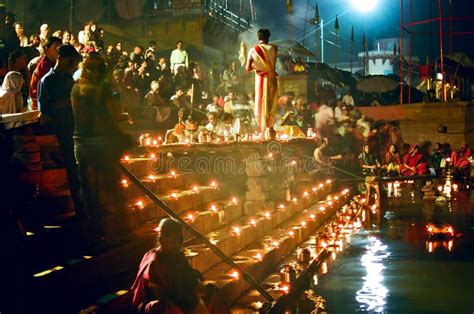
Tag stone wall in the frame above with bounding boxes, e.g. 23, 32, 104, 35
360, 102, 474, 149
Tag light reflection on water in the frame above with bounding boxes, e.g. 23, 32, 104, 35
355, 236, 390, 313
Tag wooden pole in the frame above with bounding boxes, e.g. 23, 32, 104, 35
399, 0, 404, 105
69, 0, 74, 31
408, 0, 412, 104
303, 0, 310, 46
438, 0, 446, 102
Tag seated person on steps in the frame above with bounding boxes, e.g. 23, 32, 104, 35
132, 218, 228, 314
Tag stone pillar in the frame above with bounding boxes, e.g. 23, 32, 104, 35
243, 154, 292, 215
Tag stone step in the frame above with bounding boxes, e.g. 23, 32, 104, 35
126, 186, 230, 227
82, 188, 349, 313
185, 182, 332, 274
201, 190, 350, 306
27, 224, 157, 313
24, 190, 242, 278
232, 194, 364, 313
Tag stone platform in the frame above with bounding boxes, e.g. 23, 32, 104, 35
360, 101, 474, 149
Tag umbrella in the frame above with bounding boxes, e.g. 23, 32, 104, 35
356, 75, 398, 93
444, 53, 474, 68
271, 39, 315, 57
308, 62, 356, 87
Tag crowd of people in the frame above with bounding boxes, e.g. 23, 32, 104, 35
0, 7, 472, 312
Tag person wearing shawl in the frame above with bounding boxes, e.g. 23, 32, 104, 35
451, 144, 471, 170
0, 71, 24, 114
131, 218, 228, 314
359, 143, 380, 177
245, 29, 278, 137
400, 144, 427, 176
384, 144, 401, 176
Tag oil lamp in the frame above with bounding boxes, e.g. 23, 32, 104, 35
232, 226, 241, 236
229, 270, 239, 279
134, 200, 144, 209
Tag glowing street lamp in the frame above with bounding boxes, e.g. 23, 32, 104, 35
352, 0, 378, 13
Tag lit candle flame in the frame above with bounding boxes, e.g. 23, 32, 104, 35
170, 170, 177, 178
122, 155, 130, 162
192, 185, 199, 193
278, 204, 285, 210
310, 213, 316, 220
303, 191, 309, 198
148, 174, 156, 181
288, 230, 295, 237
264, 211, 271, 219
210, 180, 218, 189
301, 221, 307, 227
232, 226, 241, 235
120, 179, 128, 187
249, 218, 257, 227
229, 270, 239, 279
150, 153, 156, 160
280, 284, 290, 294
170, 193, 178, 199
230, 197, 238, 205
210, 204, 219, 213
253, 252, 263, 261
135, 200, 144, 209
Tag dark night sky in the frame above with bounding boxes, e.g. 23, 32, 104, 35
251, 0, 474, 63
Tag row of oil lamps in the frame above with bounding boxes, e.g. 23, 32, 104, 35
273, 195, 366, 297
137, 131, 312, 147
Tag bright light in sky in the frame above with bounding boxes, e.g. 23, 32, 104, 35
352, 0, 378, 13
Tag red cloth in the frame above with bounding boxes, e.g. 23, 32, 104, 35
131, 248, 157, 309
29, 56, 54, 110
451, 147, 471, 169
419, 64, 430, 80
400, 152, 427, 175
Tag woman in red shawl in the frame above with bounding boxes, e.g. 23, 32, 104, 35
399, 144, 427, 176
450, 144, 471, 170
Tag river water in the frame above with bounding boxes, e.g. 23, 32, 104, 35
316, 189, 474, 313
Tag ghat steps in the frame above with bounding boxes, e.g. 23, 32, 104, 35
16, 139, 351, 313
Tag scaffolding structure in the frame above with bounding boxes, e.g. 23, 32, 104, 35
400, 0, 474, 104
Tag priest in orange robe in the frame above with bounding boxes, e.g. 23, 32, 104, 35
245, 29, 278, 138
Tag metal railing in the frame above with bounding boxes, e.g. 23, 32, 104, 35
144, 0, 252, 31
